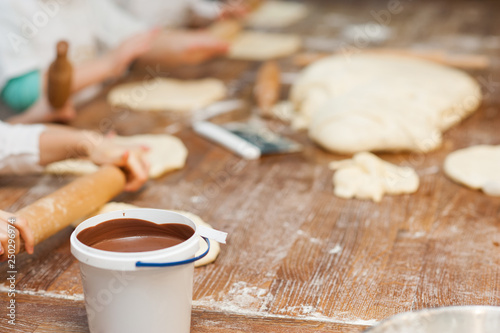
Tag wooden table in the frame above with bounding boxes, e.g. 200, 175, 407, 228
2, 0, 500, 332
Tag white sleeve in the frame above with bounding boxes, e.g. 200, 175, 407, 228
0, 0, 41, 90
0, 122, 46, 175
87, 0, 148, 51
189, 0, 220, 19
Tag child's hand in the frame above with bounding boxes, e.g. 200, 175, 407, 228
105, 29, 160, 78
151, 30, 230, 66
0, 211, 34, 262
88, 137, 150, 192
183, 31, 230, 64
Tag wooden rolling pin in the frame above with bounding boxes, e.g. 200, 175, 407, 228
14, 165, 125, 253
254, 61, 281, 118
47, 41, 73, 108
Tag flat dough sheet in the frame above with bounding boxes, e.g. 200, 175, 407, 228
246, 1, 309, 28
444, 145, 500, 196
229, 31, 302, 61
79, 202, 221, 267
45, 134, 188, 179
108, 78, 226, 112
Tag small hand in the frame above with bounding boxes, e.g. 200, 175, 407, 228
147, 30, 230, 66
0, 211, 34, 262
105, 29, 160, 78
184, 31, 230, 64
88, 137, 150, 192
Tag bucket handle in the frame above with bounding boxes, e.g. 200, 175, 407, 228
135, 237, 210, 267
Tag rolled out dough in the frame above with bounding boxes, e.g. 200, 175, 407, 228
291, 54, 481, 154
81, 202, 221, 268
329, 152, 420, 202
246, 1, 309, 28
229, 31, 302, 61
108, 78, 226, 112
45, 134, 188, 179
444, 145, 500, 196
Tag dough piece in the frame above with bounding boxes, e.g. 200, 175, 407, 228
291, 54, 481, 153
82, 202, 221, 267
329, 152, 419, 202
444, 145, 500, 196
229, 31, 302, 61
246, 1, 308, 28
270, 101, 296, 122
108, 78, 226, 112
45, 134, 187, 179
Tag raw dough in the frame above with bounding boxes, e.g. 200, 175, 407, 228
291, 54, 481, 154
229, 31, 302, 61
45, 134, 188, 179
246, 1, 308, 28
81, 202, 221, 267
444, 145, 500, 196
329, 152, 420, 202
108, 78, 226, 112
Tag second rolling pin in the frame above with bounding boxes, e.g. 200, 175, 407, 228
254, 61, 281, 118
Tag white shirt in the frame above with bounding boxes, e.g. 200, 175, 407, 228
0, 121, 46, 175
112, 0, 219, 28
0, 0, 147, 90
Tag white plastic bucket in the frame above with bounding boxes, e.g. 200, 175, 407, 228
70, 209, 206, 333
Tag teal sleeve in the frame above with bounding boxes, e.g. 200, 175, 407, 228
1, 70, 41, 114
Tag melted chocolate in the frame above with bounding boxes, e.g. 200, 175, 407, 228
77, 218, 194, 253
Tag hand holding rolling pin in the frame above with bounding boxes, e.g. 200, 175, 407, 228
0, 211, 34, 259
0, 122, 151, 261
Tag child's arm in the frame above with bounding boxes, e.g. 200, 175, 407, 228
0, 121, 149, 192
38, 125, 149, 192
138, 29, 229, 67
71, 29, 158, 93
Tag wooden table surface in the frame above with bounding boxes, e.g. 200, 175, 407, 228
2, 0, 500, 332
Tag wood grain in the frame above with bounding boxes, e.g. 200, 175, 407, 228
2, 0, 500, 332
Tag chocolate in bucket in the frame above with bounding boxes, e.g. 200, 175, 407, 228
77, 218, 195, 253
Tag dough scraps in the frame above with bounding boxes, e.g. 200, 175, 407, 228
246, 1, 309, 28
108, 78, 227, 112
291, 54, 481, 154
329, 152, 420, 202
444, 145, 500, 196
79, 202, 221, 267
45, 134, 188, 179
229, 31, 302, 61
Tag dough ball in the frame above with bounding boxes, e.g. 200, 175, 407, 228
246, 1, 309, 28
329, 152, 420, 202
45, 134, 188, 179
229, 31, 302, 61
79, 203, 221, 267
444, 145, 500, 197
108, 78, 226, 112
291, 54, 481, 153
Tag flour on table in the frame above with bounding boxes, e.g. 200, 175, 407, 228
291, 54, 481, 154
79, 202, 221, 267
246, 1, 308, 28
229, 31, 302, 61
108, 78, 226, 112
45, 134, 188, 179
444, 145, 500, 196
329, 152, 420, 202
